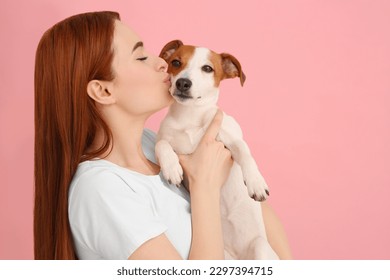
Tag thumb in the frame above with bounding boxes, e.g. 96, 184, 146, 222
201, 109, 223, 143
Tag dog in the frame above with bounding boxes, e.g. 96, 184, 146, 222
155, 40, 278, 259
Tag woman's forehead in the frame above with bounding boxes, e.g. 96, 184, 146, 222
113, 20, 142, 49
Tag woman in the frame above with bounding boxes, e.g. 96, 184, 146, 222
34, 11, 292, 260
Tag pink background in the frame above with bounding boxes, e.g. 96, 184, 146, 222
1, 0, 389, 259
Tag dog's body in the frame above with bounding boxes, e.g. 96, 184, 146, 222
155, 40, 278, 259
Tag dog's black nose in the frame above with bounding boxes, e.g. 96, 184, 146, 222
176, 78, 192, 92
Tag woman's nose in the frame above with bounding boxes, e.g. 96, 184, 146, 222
157, 57, 168, 72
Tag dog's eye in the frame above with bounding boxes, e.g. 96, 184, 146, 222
202, 65, 214, 73
171, 59, 181, 68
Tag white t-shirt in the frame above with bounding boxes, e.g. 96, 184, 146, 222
68, 129, 192, 259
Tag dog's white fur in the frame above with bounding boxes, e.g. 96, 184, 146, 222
155, 41, 278, 259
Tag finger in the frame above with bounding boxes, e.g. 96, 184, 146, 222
202, 109, 223, 143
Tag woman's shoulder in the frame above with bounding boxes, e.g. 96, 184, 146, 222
69, 129, 158, 199
69, 161, 128, 200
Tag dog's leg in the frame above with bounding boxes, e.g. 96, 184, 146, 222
234, 141, 269, 201
155, 139, 183, 186
218, 115, 269, 201
225, 139, 269, 201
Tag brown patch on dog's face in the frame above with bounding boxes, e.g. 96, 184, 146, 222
208, 50, 224, 87
165, 45, 196, 78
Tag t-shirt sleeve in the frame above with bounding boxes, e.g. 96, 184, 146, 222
142, 128, 158, 163
68, 169, 168, 259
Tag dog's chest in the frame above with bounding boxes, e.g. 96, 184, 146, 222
170, 126, 206, 155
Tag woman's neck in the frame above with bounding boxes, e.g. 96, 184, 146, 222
90, 116, 160, 176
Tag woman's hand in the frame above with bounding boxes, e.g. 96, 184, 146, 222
178, 110, 233, 194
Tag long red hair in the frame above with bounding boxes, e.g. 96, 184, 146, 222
34, 11, 120, 259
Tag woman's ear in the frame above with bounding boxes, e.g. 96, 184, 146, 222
87, 80, 116, 105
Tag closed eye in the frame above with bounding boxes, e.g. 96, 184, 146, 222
137, 57, 148, 61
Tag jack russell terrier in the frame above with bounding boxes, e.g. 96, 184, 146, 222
155, 40, 278, 259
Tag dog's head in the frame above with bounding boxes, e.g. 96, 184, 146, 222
159, 40, 246, 106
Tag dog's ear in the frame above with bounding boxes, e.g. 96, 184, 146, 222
220, 53, 246, 86
159, 40, 184, 61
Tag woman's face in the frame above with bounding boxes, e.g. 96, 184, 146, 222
108, 20, 173, 117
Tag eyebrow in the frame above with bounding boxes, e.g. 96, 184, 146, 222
132, 41, 144, 53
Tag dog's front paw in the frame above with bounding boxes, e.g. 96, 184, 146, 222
160, 153, 183, 186
243, 169, 270, 202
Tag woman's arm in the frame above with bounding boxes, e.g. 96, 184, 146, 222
186, 181, 225, 259
261, 201, 293, 259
